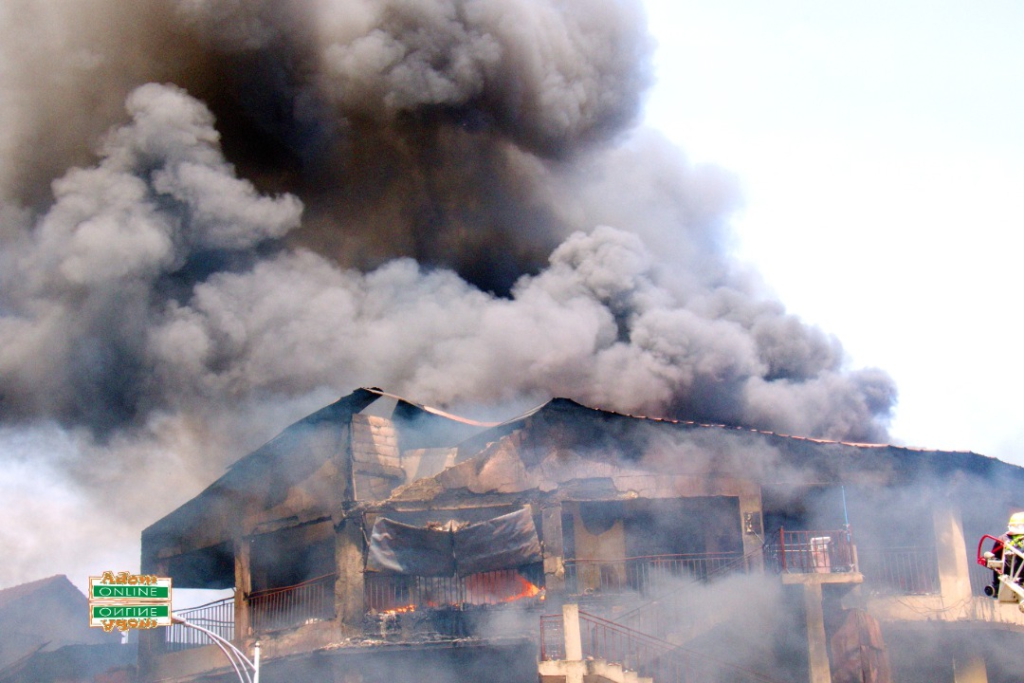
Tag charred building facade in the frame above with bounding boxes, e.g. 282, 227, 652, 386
140, 388, 1024, 683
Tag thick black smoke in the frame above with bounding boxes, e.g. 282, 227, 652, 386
0, 0, 895, 585
1, 0, 651, 292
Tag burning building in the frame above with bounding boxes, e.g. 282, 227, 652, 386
140, 387, 1024, 683
0, 2, 1017, 682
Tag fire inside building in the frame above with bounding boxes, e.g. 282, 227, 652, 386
139, 387, 1024, 683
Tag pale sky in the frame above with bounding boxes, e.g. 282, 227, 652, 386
642, 0, 1024, 463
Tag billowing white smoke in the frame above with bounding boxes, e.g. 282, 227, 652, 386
0, 0, 894, 586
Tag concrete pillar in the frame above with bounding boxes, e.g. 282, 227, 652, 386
953, 654, 988, 683
541, 504, 565, 593
137, 559, 170, 679
933, 505, 973, 603
562, 604, 585, 683
563, 604, 583, 660
234, 537, 252, 640
574, 514, 626, 591
739, 486, 765, 572
335, 516, 366, 633
802, 583, 831, 683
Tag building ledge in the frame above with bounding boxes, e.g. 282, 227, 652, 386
780, 571, 864, 586
864, 595, 1024, 628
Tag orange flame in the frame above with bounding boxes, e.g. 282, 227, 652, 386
500, 574, 543, 603
380, 572, 544, 613
384, 604, 417, 615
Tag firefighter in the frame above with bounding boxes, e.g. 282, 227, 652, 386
986, 512, 1024, 597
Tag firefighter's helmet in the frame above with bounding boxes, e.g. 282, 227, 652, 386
1008, 512, 1024, 536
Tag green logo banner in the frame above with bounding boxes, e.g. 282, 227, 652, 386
92, 604, 170, 619
91, 585, 170, 599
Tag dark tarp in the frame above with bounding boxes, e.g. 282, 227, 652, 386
366, 518, 456, 576
453, 507, 542, 576
366, 507, 541, 576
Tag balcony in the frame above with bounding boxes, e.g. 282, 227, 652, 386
765, 528, 862, 587
857, 546, 939, 595
249, 573, 337, 633
564, 552, 747, 596
165, 596, 235, 652
767, 528, 856, 572
364, 568, 544, 612
362, 569, 545, 641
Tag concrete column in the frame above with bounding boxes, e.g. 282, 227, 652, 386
335, 516, 366, 633
802, 583, 831, 683
541, 504, 565, 593
954, 654, 988, 683
234, 537, 252, 640
574, 515, 626, 591
563, 604, 583, 660
738, 486, 765, 572
137, 559, 170, 679
562, 604, 585, 683
933, 505, 973, 603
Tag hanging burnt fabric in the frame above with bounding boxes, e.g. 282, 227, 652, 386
453, 507, 542, 576
829, 609, 894, 683
365, 517, 455, 576
365, 508, 541, 576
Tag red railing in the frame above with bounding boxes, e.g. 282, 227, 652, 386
768, 528, 857, 574
857, 547, 939, 595
249, 573, 336, 633
541, 610, 785, 683
364, 569, 542, 612
166, 597, 235, 651
564, 552, 746, 596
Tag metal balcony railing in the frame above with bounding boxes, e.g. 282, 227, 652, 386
166, 597, 235, 652
602, 544, 766, 640
765, 528, 857, 574
249, 573, 336, 633
364, 569, 542, 612
857, 546, 939, 595
564, 552, 746, 596
540, 609, 785, 683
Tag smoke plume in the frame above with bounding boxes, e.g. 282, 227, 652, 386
0, 0, 895, 586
